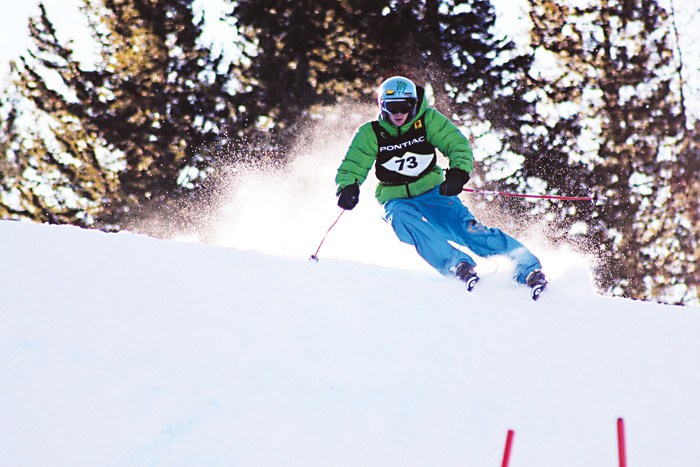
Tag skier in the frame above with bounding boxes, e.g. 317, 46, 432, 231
335, 76, 548, 299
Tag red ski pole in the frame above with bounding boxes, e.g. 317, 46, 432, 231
309, 209, 345, 262
617, 418, 627, 467
463, 188, 595, 201
501, 429, 515, 467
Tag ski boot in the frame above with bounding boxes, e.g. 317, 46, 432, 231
455, 262, 480, 292
526, 270, 548, 301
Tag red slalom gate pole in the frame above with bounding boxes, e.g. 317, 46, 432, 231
617, 418, 627, 467
463, 188, 595, 201
501, 429, 515, 467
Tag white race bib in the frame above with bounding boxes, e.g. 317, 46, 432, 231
380, 151, 434, 177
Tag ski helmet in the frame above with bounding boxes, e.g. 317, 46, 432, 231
377, 76, 418, 120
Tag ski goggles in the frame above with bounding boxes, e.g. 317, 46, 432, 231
382, 99, 415, 115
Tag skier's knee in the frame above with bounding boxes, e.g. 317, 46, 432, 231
466, 220, 488, 234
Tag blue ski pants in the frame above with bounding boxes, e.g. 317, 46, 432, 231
382, 187, 541, 284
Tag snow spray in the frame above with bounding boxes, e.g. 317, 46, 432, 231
206, 103, 430, 271
202, 103, 599, 279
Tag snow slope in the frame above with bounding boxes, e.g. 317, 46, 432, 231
1, 219, 699, 467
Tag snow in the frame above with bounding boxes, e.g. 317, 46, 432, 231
1, 217, 699, 467
2, 5, 699, 462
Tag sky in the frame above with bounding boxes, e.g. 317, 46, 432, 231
0, 0, 234, 78
2, 213, 700, 466
0, 0, 83, 76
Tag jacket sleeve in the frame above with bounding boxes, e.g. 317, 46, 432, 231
335, 122, 378, 194
424, 108, 474, 174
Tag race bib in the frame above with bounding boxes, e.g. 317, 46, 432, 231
380, 152, 434, 177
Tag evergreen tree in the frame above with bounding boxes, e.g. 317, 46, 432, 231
10, 0, 245, 231
523, 0, 696, 302
0, 84, 112, 225
0, 93, 24, 220
230, 0, 376, 149
231, 0, 533, 168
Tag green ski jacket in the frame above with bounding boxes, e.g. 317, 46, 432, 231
335, 88, 474, 204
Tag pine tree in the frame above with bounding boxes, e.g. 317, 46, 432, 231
523, 0, 696, 302
0, 93, 23, 220
10, 0, 245, 232
231, 0, 533, 166
1, 82, 106, 224
230, 0, 377, 150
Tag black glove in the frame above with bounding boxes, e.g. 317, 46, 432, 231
337, 183, 360, 210
439, 168, 470, 196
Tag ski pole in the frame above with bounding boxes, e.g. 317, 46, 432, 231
309, 209, 346, 262
463, 188, 595, 201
